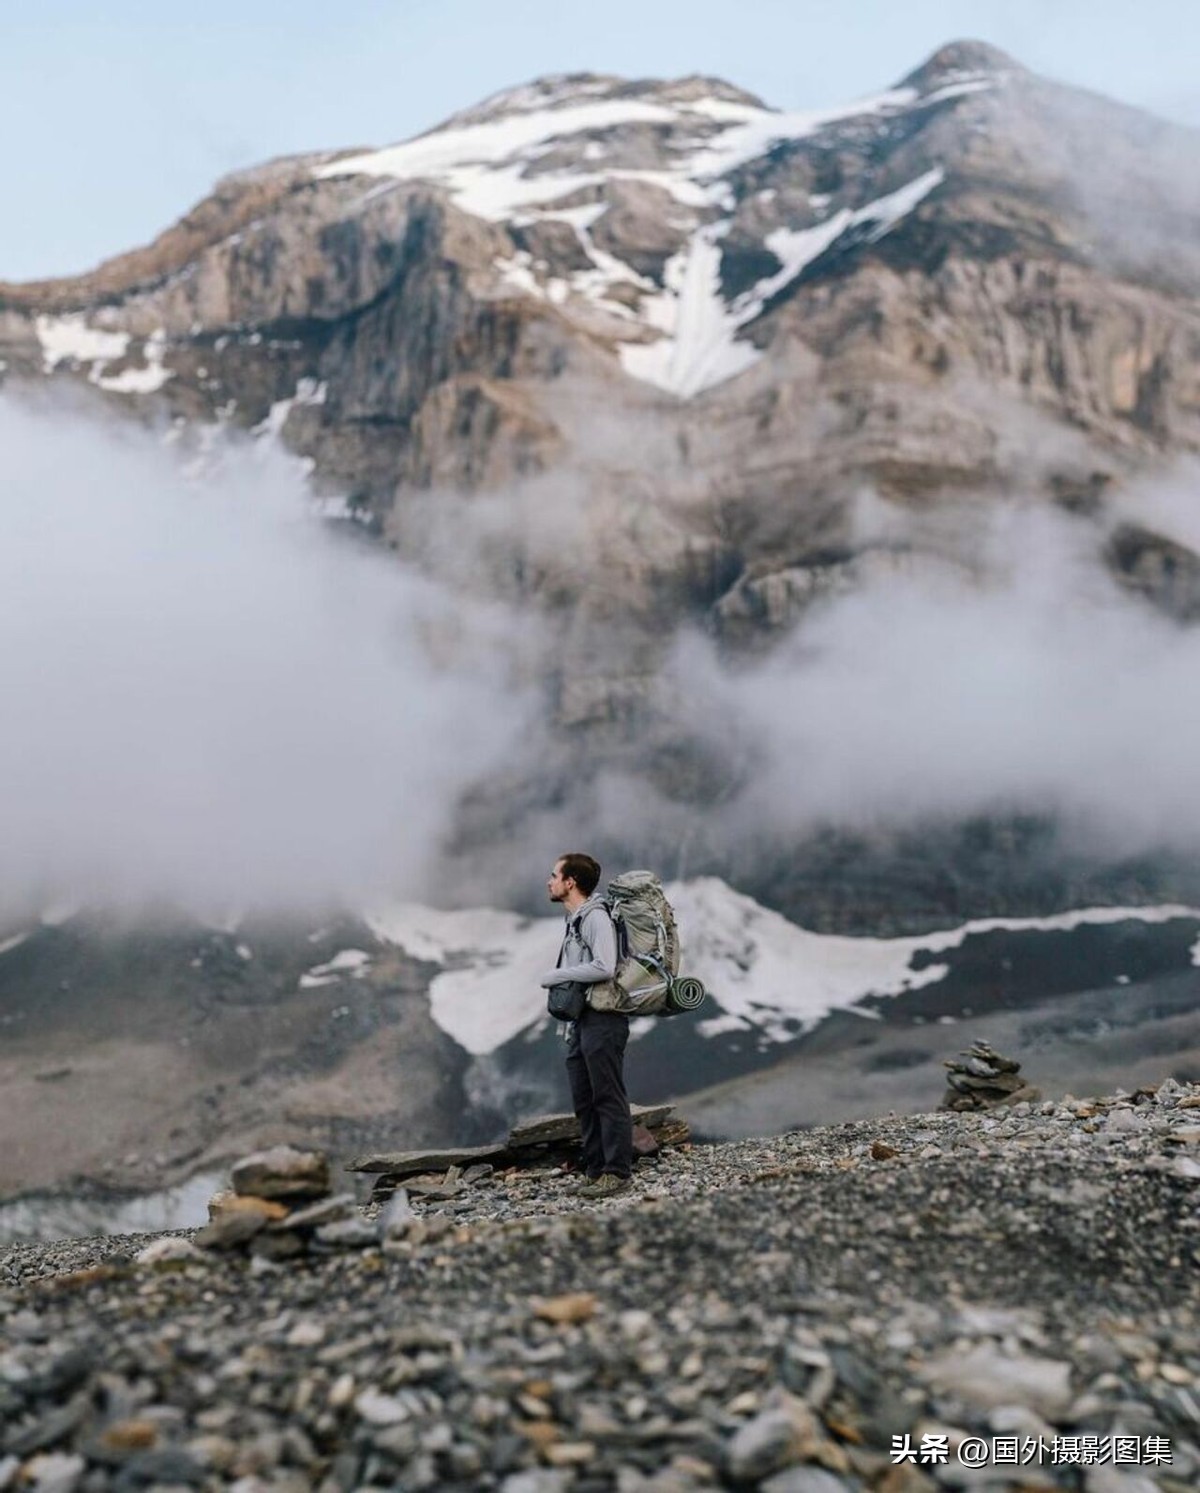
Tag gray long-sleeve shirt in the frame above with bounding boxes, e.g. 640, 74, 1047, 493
540, 894, 617, 988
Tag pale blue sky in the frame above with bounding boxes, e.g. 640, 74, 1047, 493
3, 0, 1198, 281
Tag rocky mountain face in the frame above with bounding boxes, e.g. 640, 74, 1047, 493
0, 909, 474, 1203
4, 41, 1200, 925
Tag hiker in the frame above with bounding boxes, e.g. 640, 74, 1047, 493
541, 852, 633, 1198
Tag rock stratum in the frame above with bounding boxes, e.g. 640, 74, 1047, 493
1, 1081, 1198, 1490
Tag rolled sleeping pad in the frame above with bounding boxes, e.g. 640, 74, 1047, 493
666, 975, 706, 1013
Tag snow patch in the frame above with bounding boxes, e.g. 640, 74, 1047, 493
256, 398, 293, 438
36, 315, 129, 370
695, 1012, 754, 1037
683, 87, 919, 181
299, 949, 373, 989
40, 901, 81, 927
737, 167, 946, 321
254, 377, 328, 441
517, 202, 608, 232
36, 316, 174, 394
36, 316, 173, 392
0, 1168, 227, 1246
915, 77, 996, 108
309, 495, 357, 521
620, 225, 760, 398
316, 99, 680, 218
622, 167, 944, 397
368, 880, 1200, 1057
0, 932, 29, 956
366, 903, 547, 1054
92, 329, 172, 394
678, 880, 1200, 1043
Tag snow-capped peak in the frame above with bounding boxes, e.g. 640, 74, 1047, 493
898, 39, 1021, 92
316, 63, 991, 401
439, 72, 765, 131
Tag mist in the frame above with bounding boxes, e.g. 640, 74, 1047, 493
0, 399, 538, 922
659, 494, 1200, 860
4, 382, 1200, 930
1006, 71, 1200, 294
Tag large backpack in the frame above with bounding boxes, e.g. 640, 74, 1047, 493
588, 870, 691, 1017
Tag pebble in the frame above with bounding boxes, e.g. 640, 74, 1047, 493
132, 1237, 205, 1267
1, 1081, 1197, 1490
313, 1217, 378, 1249
726, 1390, 829, 1481
920, 1346, 1074, 1417
206, 1191, 289, 1224
21, 1452, 85, 1493
354, 1389, 411, 1426
761, 1468, 852, 1493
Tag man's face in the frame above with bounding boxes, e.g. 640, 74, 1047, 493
547, 860, 574, 904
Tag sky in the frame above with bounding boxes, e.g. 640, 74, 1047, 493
3, 0, 1199, 281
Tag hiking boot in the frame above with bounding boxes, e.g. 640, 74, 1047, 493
579, 1173, 631, 1199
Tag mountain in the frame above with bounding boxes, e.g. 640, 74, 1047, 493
371, 880, 1200, 1134
3, 879, 1198, 1236
3, 45, 1200, 1238
5, 42, 1199, 535
4, 43, 1200, 938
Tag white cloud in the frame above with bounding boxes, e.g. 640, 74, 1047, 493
667, 498, 1200, 856
0, 398, 537, 917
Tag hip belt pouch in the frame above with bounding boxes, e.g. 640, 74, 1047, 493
547, 980, 588, 1021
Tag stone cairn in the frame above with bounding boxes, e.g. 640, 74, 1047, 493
187, 1105, 690, 1263
939, 1040, 1041, 1112
196, 1146, 378, 1263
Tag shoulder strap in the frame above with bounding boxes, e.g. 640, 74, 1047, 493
600, 897, 628, 961
555, 919, 573, 968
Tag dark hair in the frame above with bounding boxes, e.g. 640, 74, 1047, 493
557, 852, 601, 897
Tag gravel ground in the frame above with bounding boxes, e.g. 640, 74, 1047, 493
2, 1084, 1199, 1492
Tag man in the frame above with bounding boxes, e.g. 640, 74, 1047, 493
541, 852, 632, 1198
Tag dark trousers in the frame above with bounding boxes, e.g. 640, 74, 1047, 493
565, 1008, 632, 1179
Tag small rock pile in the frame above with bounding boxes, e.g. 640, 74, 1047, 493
169, 1108, 694, 1267
940, 1040, 1041, 1111
193, 1144, 494, 1265
189, 1145, 379, 1263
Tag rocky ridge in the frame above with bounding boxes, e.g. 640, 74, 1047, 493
1, 1079, 1198, 1490
4, 42, 1200, 615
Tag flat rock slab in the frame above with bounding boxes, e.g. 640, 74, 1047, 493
508, 1104, 674, 1149
231, 1145, 331, 1200
208, 1191, 289, 1224
345, 1143, 509, 1177
347, 1107, 677, 1175
268, 1194, 357, 1232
